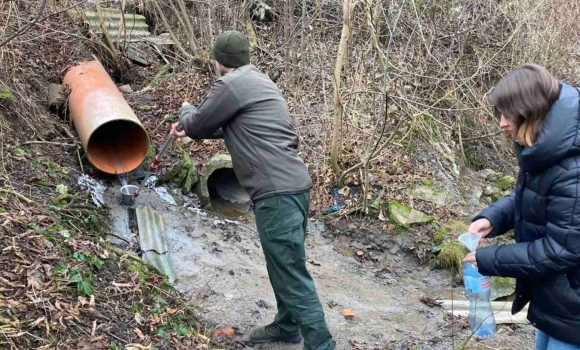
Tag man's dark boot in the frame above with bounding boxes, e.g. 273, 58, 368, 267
249, 322, 303, 344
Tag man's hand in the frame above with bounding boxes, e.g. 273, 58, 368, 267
170, 122, 186, 138
463, 251, 477, 264
469, 218, 493, 238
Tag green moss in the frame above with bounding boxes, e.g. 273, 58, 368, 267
438, 241, 468, 276
496, 175, 516, 191
434, 221, 468, 245
368, 189, 385, 215
491, 276, 515, 289
125, 261, 148, 283
0, 90, 11, 100
158, 162, 182, 184
422, 179, 434, 187
388, 200, 433, 230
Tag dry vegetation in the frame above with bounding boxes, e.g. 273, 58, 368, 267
0, 0, 579, 348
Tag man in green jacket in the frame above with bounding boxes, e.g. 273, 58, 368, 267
170, 30, 335, 349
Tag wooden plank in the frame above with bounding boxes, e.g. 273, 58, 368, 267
438, 300, 529, 324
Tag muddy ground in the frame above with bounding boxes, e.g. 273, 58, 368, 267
105, 183, 535, 349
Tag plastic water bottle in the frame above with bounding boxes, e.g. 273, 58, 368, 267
463, 261, 496, 337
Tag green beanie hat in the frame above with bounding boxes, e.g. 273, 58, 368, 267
212, 30, 250, 68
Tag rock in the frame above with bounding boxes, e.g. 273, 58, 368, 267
491, 276, 516, 300
468, 186, 485, 212
496, 175, 516, 191
158, 161, 182, 184
484, 184, 501, 196
434, 221, 469, 245
47, 84, 64, 109
136, 105, 153, 112
118, 84, 133, 94
388, 200, 434, 229
480, 169, 498, 181
180, 152, 198, 195
405, 184, 449, 205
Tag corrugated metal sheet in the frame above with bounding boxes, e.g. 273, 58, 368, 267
136, 206, 177, 283
69, 8, 151, 41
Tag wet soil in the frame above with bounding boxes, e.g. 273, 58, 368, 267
106, 184, 535, 349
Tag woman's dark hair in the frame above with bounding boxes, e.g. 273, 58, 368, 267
489, 64, 560, 147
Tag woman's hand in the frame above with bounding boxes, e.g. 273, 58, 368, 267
463, 251, 477, 264
469, 218, 493, 238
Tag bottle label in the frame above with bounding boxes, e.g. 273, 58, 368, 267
464, 275, 491, 293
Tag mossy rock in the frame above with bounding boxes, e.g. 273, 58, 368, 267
368, 189, 385, 215
181, 164, 198, 195
484, 184, 501, 196
491, 276, 516, 300
496, 175, 516, 191
434, 221, 468, 245
406, 185, 449, 205
177, 151, 193, 184
158, 162, 182, 184
388, 200, 434, 230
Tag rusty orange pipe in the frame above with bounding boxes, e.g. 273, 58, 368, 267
63, 60, 149, 174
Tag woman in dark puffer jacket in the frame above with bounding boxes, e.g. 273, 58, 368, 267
464, 64, 580, 350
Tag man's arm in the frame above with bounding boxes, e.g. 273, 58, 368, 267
180, 79, 242, 139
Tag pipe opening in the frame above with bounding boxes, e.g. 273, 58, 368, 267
207, 168, 251, 218
87, 120, 149, 174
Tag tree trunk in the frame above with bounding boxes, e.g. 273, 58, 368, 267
330, 0, 356, 180
152, 0, 193, 60
284, 0, 292, 81
176, 0, 199, 55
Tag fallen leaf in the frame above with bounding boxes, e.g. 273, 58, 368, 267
134, 328, 145, 340
342, 309, 355, 318
213, 327, 235, 338
134, 313, 143, 325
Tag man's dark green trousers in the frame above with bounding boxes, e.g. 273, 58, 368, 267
254, 192, 335, 349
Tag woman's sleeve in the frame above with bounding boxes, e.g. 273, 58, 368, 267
476, 167, 580, 278
473, 192, 516, 238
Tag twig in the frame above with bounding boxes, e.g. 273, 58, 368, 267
463, 131, 503, 141
0, 0, 48, 48
18, 141, 77, 147
0, 188, 33, 205
77, 148, 84, 174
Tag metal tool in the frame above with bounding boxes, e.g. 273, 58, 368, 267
135, 120, 183, 198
